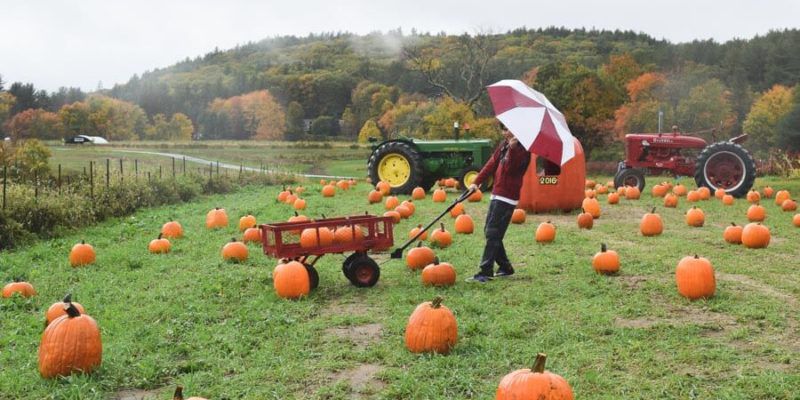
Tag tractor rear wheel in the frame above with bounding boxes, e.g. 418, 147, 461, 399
613, 168, 646, 192
367, 141, 424, 195
694, 141, 756, 198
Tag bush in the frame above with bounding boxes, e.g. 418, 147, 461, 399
0, 210, 32, 250
4, 184, 95, 238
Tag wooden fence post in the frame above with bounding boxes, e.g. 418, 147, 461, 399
159, 165, 163, 180
209, 162, 213, 180
135, 159, 139, 181
106, 159, 110, 188
89, 161, 94, 199
34, 170, 38, 199
119, 158, 124, 184
58, 164, 62, 194
172, 157, 176, 179
2, 164, 6, 210
183, 157, 186, 175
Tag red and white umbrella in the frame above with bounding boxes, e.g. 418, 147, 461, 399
487, 79, 576, 165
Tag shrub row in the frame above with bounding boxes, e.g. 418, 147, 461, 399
0, 172, 294, 250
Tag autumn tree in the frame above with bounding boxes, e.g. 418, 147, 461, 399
4, 109, 65, 140
12, 139, 51, 181
0, 92, 15, 135
742, 85, 795, 156
776, 89, 800, 152
145, 113, 194, 141
284, 101, 305, 140
357, 120, 381, 143
58, 96, 147, 140
204, 90, 285, 140
675, 79, 736, 135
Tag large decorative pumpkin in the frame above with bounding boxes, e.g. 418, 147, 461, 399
243, 225, 262, 243
238, 215, 256, 232
300, 227, 334, 248
173, 386, 208, 400
409, 224, 428, 241
421, 258, 457, 286
741, 223, 770, 249
675, 255, 716, 300
368, 190, 383, 204
723, 222, 743, 244
69, 240, 96, 267
432, 188, 447, 202
663, 193, 678, 208
205, 207, 229, 229
640, 207, 663, 236
38, 303, 102, 378
511, 209, 527, 224
221, 238, 249, 262
322, 184, 336, 197
430, 223, 452, 248
45, 294, 86, 326
148, 234, 171, 254
407, 242, 436, 270
592, 243, 619, 275
685, 206, 705, 227
581, 197, 601, 219
273, 260, 310, 299
496, 353, 575, 400
577, 209, 593, 230
454, 214, 474, 234
412, 187, 426, 200
2, 280, 36, 298
535, 221, 556, 243
775, 190, 790, 206
404, 296, 458, 354
747, 203, 766, 222
161, 221, 183, 239
747, 190, 761, 204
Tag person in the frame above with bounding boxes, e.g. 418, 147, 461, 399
466, 122, 531, 282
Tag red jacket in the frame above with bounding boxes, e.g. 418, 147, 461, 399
474, 140, 530, 201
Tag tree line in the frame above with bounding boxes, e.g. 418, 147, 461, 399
1, 27, 798, 158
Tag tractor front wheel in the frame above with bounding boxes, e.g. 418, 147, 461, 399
694, 141, 756, 198
613, 168, 646, 192
367, 141, 424, 194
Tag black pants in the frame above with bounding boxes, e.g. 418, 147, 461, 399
478, 199, 515, 276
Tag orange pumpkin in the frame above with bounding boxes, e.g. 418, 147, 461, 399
468, 189, 483, 202
782, 199, 797, 212
581, 197, 601, 219
409, 224, 428, 241
747, 203, 766, 222
617, 186, 627, 196
404, 296, 458, 354
673, 184, 687, 196
641, 207, 663, 236
714, 187, 726, 199
69, 240, 96, 267
585, 189, 596, 199
300, 227, 334, 248
243, 225, 262, 243
747, 190, 761, 204
793, 214, 800, 227
450, 202, 465, 218
697, 186, 711, 200
2, 280, 36, 298
651, 184, 668, 197
686, 206, 705, 227
173, 386, 208, 400
577, 209, 593, 230
676, 255, 716, 300
686, 190, 701, 202
454, 214, 474, 234
585, 179, 596, 189
277, 186, 290, 202
395, 205, 412, 219
407, 242, 436, 270
421, 258, 456, 286
293, 198, 307, 210
432, 188, 447, 202
205, 207, 229, 229
444, 178, 457, 188
284, 192, 298, 205
273, 260, 310, 299
722, 194, 735, 205
496, 353, 575, 400
294, 185, 306, 194
336, 179, 350, 191
38, 302, 102, 378
663, 193, 678, 208
430, 223, 452, 248
221, 238, 248, 262
238, 215, 256, 232
368, 190, 383, 204
401, 200, 416, 215
592, 243, 619, 274
148, 234, 171, 254
383, 210, 401, 223
161, 221, 183, 239
322, 184, 336, 197
45, 294, 85, 326
607, 192, 620, 204
334, 225, 364, 244
511, 208, 526, 224
625, 186, 641, 200
411, 187, 426, 200
535, 221, 556, 243
596, 184, 608, 194
741, 223, 770, 249
376, 181, 391, 196
385, 196, 400, 210
775, 190, 790, 206
762, 186, 774, 198
723, 222, 743, 244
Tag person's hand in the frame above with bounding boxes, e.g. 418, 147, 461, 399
508, 137, 519, 146
468, 184, 478, 192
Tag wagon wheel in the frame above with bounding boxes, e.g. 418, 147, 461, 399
303, 263, 319, 290
694, 141, 756, 198
341, 252, 361, 280
345, 255, 380, 288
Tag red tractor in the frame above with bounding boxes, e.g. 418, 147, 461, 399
614, 129, 756, 197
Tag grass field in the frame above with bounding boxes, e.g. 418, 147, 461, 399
2, 166, 800, 398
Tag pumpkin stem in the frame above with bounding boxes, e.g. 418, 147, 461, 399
294, 211, 299, 217
158, 233, 163, 240
434, 256, 440, 265
431, 296, 444, 308
62, 293, 72, 303
81, 239, 86, 245
532, 353, 547, 373
651, 207, 656, 214
64, 302, 81, 318
321, 213, 327, 219
694, 254, 699, 259
601, 243, 607, 252
173, 386, 184, 400
730, 222, 736, 226
416, 241, 423, 248
231, 237, 237, 242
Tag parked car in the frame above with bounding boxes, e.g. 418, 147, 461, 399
64, 135, 109, 145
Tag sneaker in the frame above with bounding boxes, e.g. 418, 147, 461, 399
465, 274, 493, 283
494, 267, 515, 278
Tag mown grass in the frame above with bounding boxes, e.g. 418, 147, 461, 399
1, 176, 799, 399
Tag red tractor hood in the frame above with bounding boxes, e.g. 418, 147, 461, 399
625, 134, 707, 148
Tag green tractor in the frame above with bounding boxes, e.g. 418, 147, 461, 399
367, 137, 495, 194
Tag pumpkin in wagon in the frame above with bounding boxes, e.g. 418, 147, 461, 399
404, 296, 458, 354
38, 303, 102, 378
300, 227, 335, 248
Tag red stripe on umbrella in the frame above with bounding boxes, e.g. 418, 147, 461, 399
530, 112, 563, 165
487, 86, 543, 115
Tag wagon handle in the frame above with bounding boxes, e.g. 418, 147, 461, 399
390, 187, 476, 259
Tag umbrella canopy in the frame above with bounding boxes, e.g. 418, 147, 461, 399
487, 79, 576, 165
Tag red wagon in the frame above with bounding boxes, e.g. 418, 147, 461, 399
261, 214, 394, 288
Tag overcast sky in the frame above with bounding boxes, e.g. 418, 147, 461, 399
1, 0, 797, 92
